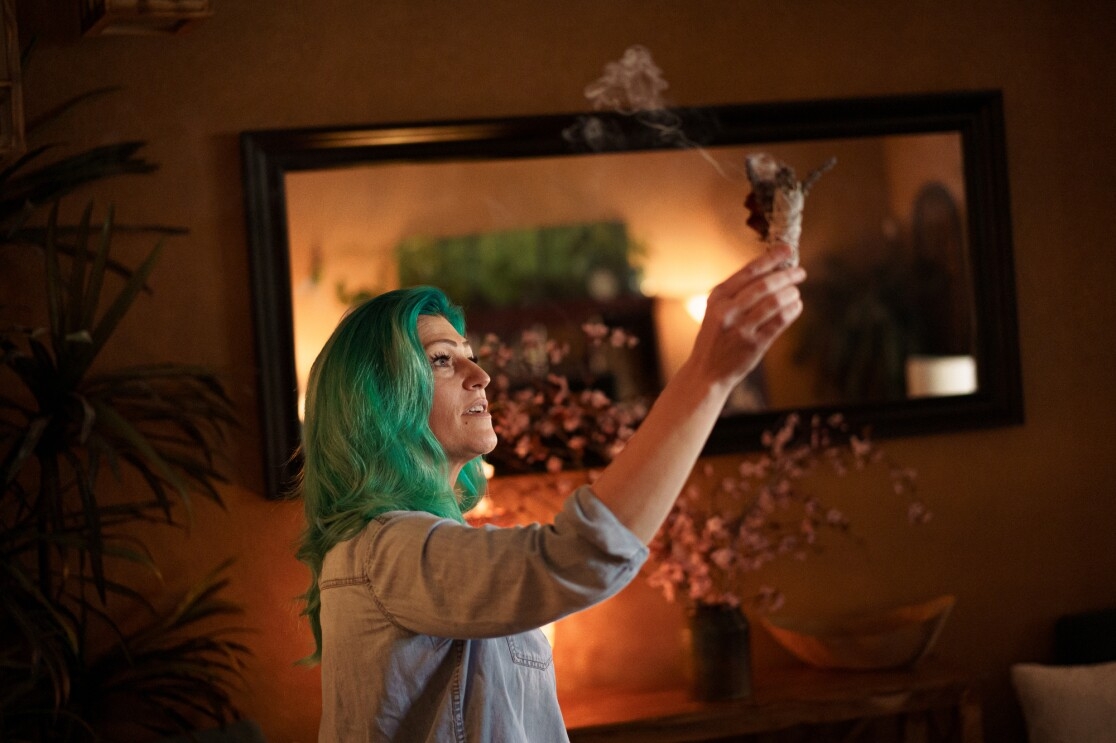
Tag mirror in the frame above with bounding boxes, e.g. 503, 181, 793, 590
242, 91, 1023, 498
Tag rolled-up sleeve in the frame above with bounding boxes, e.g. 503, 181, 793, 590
363, 485, 647, 639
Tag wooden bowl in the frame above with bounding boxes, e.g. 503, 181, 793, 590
759, 595, 955, 671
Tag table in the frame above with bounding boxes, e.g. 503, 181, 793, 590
562, 664, 981, 742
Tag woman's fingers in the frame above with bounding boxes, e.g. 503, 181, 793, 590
692, 246, 805, 385
715, 286, 802, 364
751, 294, 803, 346
720, 268, 805, 327
709, 243, 796, 302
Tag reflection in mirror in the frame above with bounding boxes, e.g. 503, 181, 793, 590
242, 92, 1023, 497
286, 134, 971, 414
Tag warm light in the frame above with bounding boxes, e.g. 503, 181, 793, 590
481, 461, 495, 479
468, 493, 497, 519
685, 294, 708, 323
541, 622, 556, 648
905, 355, 978, 397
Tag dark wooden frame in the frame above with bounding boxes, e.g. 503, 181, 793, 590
241, 90, 1022, 499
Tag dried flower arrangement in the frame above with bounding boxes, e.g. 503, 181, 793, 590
476, 322, 648, 476
645, 412, 928, 613
468, 329, 929, 615
463, 321, 648, 528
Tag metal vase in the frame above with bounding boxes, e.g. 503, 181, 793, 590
688, 603, 753, 701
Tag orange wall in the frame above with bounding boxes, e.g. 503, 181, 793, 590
8, 1, 1116, 741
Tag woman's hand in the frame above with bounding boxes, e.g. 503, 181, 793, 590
684, 242, 805, 395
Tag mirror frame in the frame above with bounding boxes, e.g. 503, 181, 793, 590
241, 90, 1023, 499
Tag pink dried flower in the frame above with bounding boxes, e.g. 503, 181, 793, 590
710, 547, 735, 570
609, 327, 639, 348
755, 586, 786, 613
825, 508, 848, 527
908, 501, 932, 525
581, 321, 610, 343
646, 413, 928, 611
481, 321, 649, 474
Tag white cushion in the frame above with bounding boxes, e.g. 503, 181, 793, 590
1011, 661, 1116, 743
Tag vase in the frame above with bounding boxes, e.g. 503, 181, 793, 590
688, 603, 753, 701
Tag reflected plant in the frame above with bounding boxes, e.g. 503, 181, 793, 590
645, 413, 927, 612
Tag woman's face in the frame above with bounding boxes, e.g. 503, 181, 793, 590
418, 315, 497, 479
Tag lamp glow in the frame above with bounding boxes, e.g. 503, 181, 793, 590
905, 355, 977, 398
685, 294, 708, 323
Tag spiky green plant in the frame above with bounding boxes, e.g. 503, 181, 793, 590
0, 202, 250, 741
1, 79, 179, 280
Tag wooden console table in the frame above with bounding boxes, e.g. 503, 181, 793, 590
561, 664, 981, 742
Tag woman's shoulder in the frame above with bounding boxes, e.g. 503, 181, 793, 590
360, 509, 466, 553
369, 508, 453, 531
322, 511, 447, 574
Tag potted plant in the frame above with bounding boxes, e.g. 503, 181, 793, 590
0, 112, 250, 739
643, 412, 929, 700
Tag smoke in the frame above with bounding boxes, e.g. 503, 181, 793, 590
583, 44, 670, 115
563, 45, 731, 178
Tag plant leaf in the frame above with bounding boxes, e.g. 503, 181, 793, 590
88, 398, 190, 509
90, 235, 164, 356
1, 416, 48, 490
43, 202, 65, 348
81, 203, 113, 332
63, 449, 107, 602
0, 142, 157, 223
66, 202, 94, 336
24, 85, 123, 136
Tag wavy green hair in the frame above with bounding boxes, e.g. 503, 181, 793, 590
295, 286, 486, 663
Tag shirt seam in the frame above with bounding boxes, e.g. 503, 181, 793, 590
505, 634, 553, 670
319, 576, 364, 590
361, 523, 413, 633
451, 639, 466, 743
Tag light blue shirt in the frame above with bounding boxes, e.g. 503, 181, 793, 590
317, 486, 647, 742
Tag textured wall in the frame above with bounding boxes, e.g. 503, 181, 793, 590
9, 1, 1116, 740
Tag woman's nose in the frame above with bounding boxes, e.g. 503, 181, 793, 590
464, 359, 490, 389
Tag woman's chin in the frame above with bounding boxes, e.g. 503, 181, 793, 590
480, 435, 499, 457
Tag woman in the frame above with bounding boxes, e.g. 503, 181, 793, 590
298, 244, 805, 741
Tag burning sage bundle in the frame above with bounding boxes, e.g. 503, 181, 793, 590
744, 154, 837, 268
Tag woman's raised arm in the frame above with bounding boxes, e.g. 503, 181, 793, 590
590, 243, 805, 542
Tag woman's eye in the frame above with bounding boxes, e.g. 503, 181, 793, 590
430, 353, 452, 367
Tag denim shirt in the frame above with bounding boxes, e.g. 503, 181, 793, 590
317, 485, 648, 742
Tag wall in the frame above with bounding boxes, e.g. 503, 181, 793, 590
8, 1, 1116, 740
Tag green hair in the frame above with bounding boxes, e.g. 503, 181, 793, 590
295, 286, 486, 663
